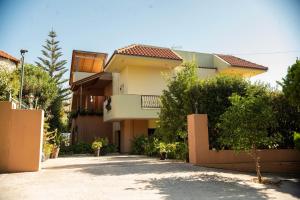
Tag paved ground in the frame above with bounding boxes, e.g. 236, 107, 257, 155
0, 155, 299, 200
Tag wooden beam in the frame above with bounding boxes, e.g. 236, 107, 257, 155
80, 85, 82, 110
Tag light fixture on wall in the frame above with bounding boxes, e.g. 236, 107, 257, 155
90, 96, 93, 103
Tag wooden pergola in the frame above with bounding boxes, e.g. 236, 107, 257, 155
71, 72, 112, 111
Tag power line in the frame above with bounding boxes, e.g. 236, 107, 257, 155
230, 50, 300, 56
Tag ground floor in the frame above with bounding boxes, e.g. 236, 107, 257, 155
72, 117, 157, 153
0, 155, 299, 200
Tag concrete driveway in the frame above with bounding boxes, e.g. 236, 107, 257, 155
0, 155, 299, 200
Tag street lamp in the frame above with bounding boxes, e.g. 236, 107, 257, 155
19, 49, 28, 109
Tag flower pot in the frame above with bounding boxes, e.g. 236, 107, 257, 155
94, 148, 100, 157
160, 152, 167, 160
50, 147, 60, 159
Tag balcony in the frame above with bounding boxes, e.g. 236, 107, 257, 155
103, 94, 160, 121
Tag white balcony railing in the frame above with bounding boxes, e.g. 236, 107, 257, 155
141, 95, 160, 109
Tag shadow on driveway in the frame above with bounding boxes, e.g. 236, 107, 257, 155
43, 155, 300, 199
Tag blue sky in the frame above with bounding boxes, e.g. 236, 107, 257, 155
1, 0, 299, 87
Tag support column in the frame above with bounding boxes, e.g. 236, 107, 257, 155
187, 114, 209, 164
120, 120, 133, 153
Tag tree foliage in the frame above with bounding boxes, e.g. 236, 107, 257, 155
217, 91, 280, 183
14, 64, 58, 110
157, 62, 198, 142
187, 75, 249, 148
0, 69, 19, 100
36, 30, 68, 91
270, 92, 300, 148
159, 67, 299, 151
281, 59, 300, 107
36, 30, 70, 132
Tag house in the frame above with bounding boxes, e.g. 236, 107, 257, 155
0, 50, 19, 71
69, 44, 268, 153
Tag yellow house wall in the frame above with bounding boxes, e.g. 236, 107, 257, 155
174, 66, 218, 80
119, 66, 129, 94
213, 55, 231, 71
103, 94, 160, 121
126, 65, 170, 95
112, 73, 120, 95
197, 68, 217, 79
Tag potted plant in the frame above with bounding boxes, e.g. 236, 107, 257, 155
50, 130, 63, 159
43, 143, 53, 161
91, 140, 103, 157
159, 142, 167, 160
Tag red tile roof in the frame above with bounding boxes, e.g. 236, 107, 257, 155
115, 44, 182, 61
0, 50, 19, 64
216, 54, 267, 70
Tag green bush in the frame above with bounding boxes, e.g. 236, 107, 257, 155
131, 135, 148, 155
187, 76, 249, 149
130, 135, 187, 160
159, 69, 300, 150
101, 143, 118, 155
294, 132, 300, 150
161, 142, 187, 160
43, 143, 54, 157
174, 142, 188, 160
144, 137, 159, 156
73, 142, 92, 154
159, 71, 249, 149
270, 93, 300, 148
60, 142, 92, 155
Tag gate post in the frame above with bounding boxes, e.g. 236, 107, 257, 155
187, 114, 209, 164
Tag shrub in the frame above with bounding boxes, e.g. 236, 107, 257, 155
131, 135, 148, 155
294, 132, 300, 150
144, 137, 160, 156
174, 141, 188, 160
270, 92, 300, 148
130, 136, 187, 160
158, 71, 249, 149
187, 76, 249, 149
43, 143, 54, 157
101, 143, 118, 155
60, 142, 93, 155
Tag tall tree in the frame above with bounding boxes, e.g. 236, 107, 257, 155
36, 30, 69, 132
280, 59, 300, 107
36, 30, 70, 100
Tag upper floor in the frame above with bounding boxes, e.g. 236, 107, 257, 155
69, 44, 268, 121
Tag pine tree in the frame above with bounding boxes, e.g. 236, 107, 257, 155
36, 30, 70, 100
36, 30, 70, 133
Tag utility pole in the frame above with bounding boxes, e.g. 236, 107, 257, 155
19, 49, 28, 109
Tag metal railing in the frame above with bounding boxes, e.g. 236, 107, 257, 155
141, 95, 160, 109
9, 93, 29, 109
